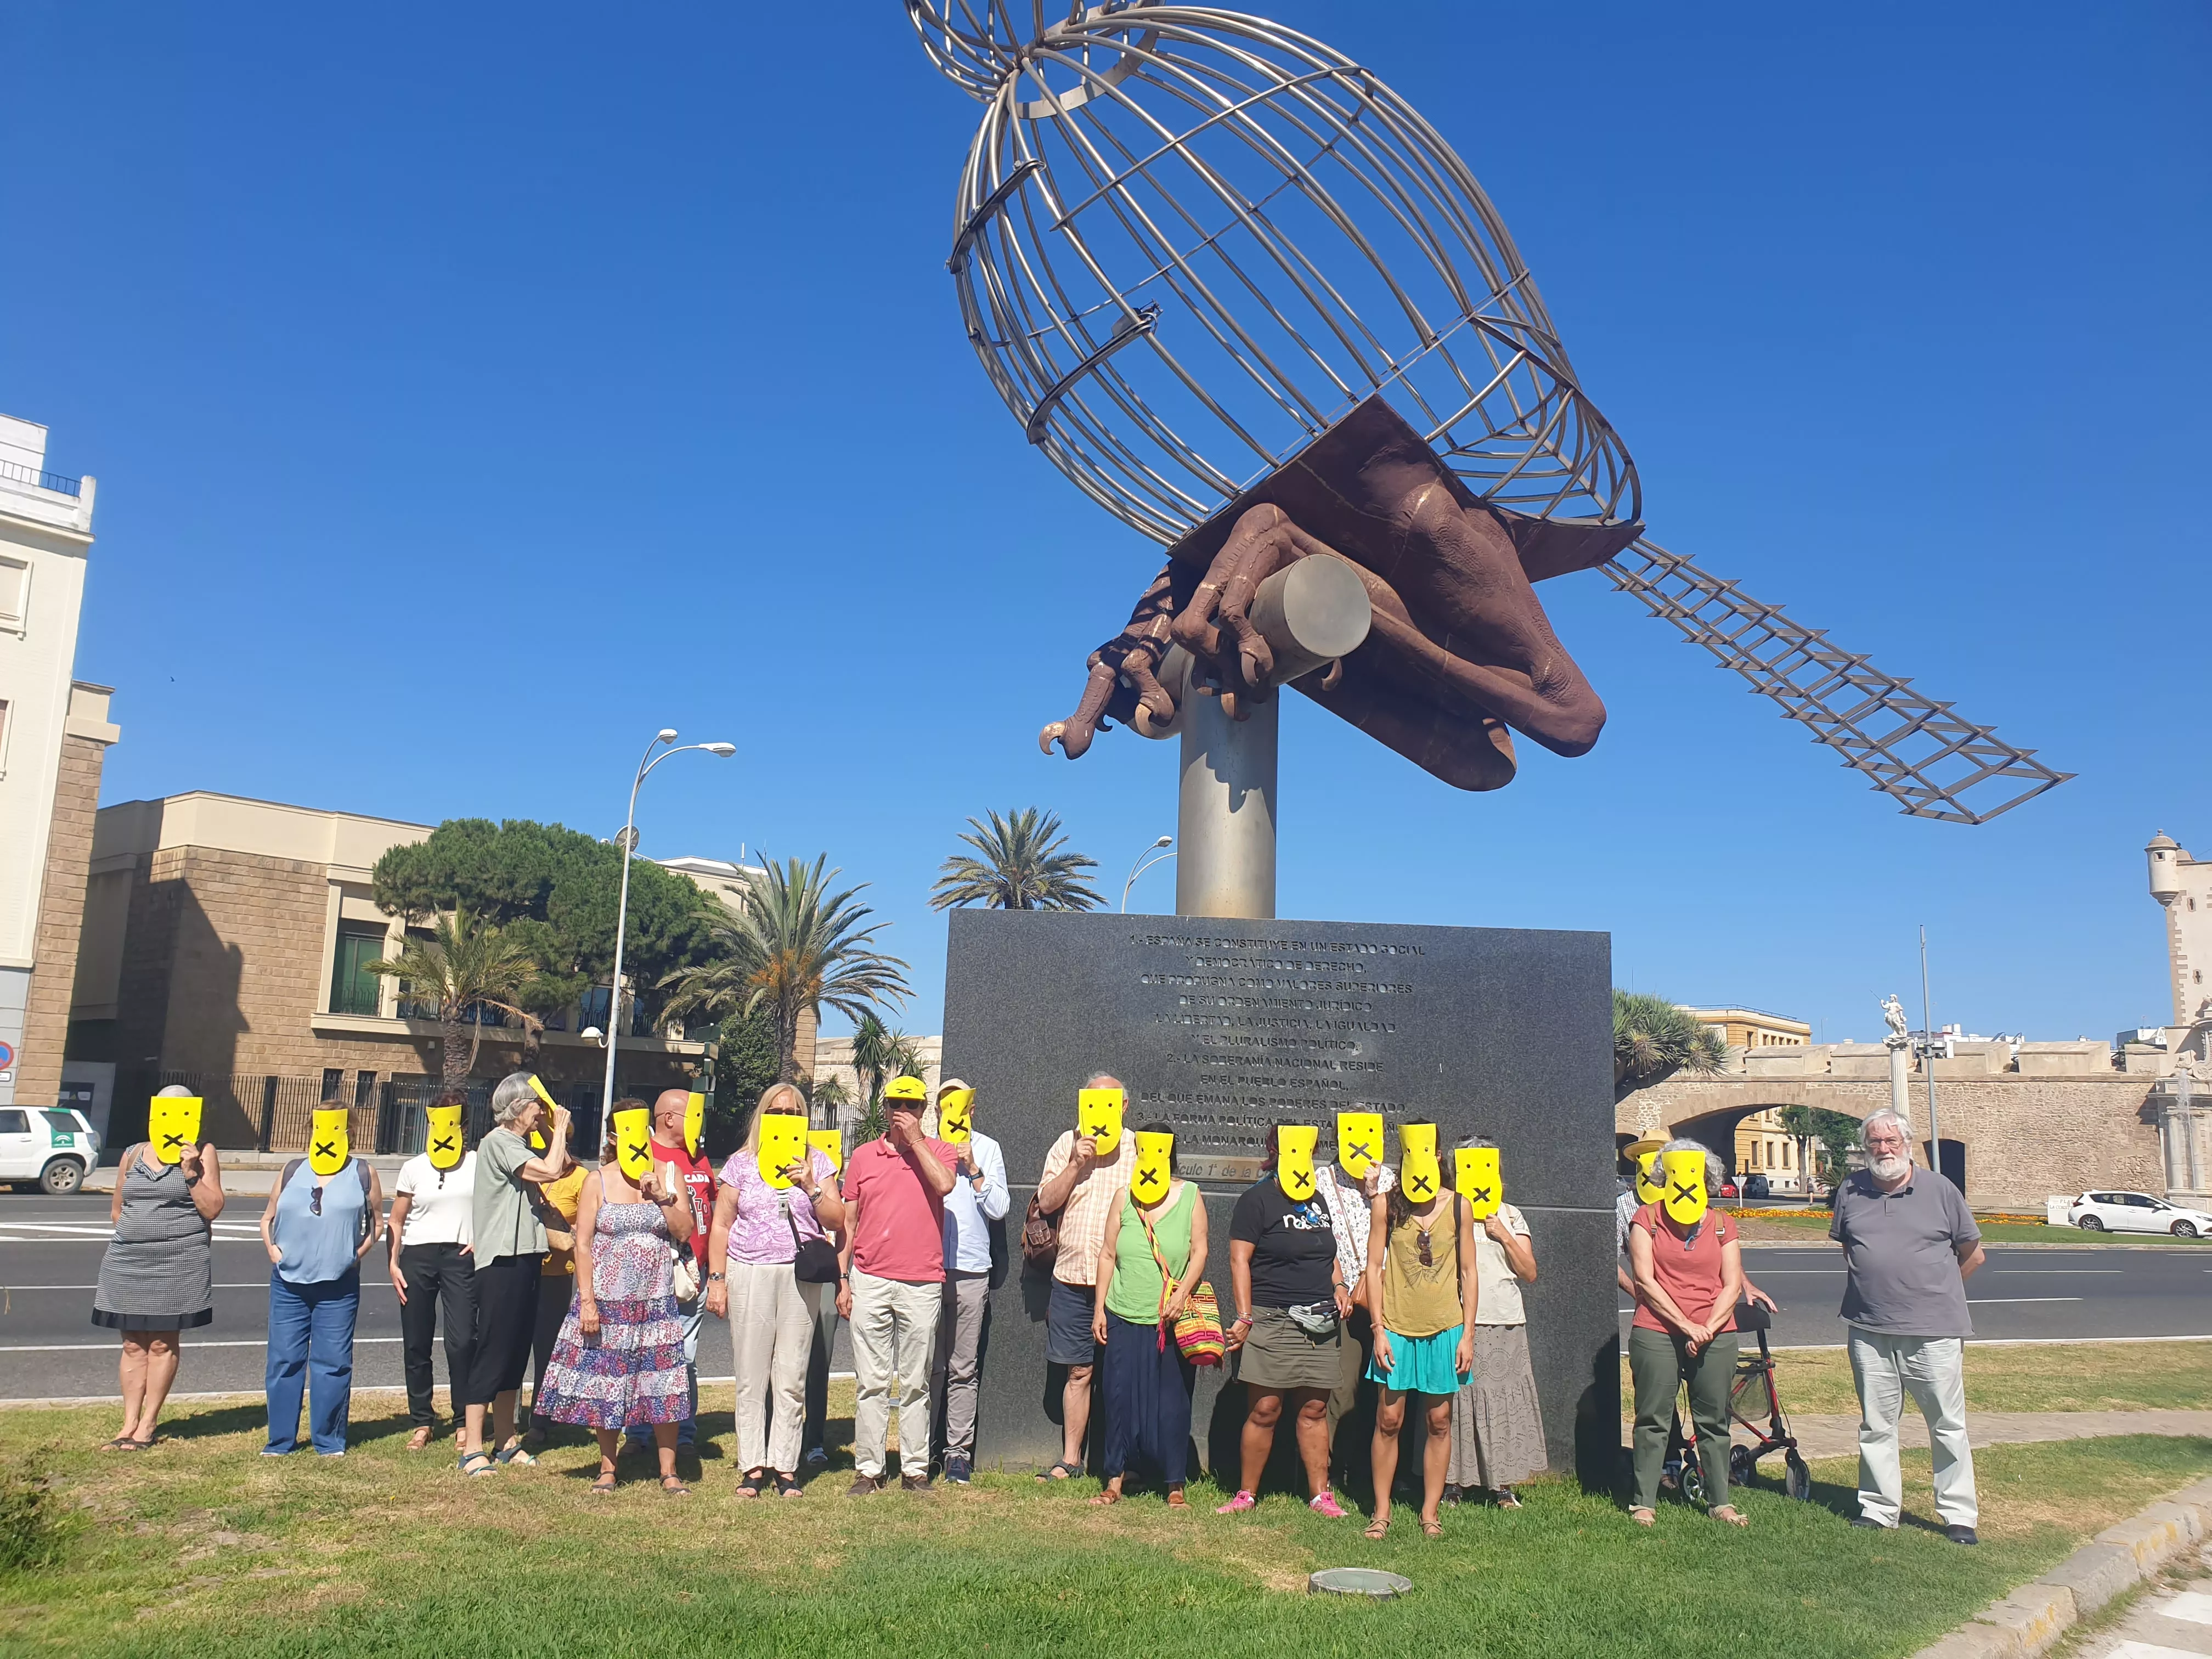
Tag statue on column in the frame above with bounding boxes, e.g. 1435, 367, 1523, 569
1881, 994, 1909, 1047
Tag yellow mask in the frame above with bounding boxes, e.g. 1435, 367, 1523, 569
807, 1128, 843, 1172
526, 1075, 560, 1152
1455, 1146, 1502, 1219
149, 1095, 201, 1165
684, 1092, 706, 1158
309, 1107, 350, 1178
1276, 1124, 1319, 1201
1661, 1148, 1708, 1225
1334, 1110, 1383, 1181
1398, 1123, 1441, 1204
757, 1111, 808, 1190
1634, 1150, 1665, 1206
1078, 1087, 1124, 1155
426, 1103, 464, 1172
1131, 1130, 1174, 1205
613, 1106, 654, 1184
938, 1088, 975, 1144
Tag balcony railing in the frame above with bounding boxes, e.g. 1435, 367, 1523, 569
0, 457, 82, 498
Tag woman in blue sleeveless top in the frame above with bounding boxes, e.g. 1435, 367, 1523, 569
257, 1109, 385, 1456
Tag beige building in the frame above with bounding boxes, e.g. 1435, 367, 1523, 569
2149, 832, 2212, 1042
65, 792, 780, 1152
0, 413, 119, 1116
1686, 1006, 1814, 1193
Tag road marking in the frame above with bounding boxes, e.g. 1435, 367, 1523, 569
1743, 1269, 1842, 1274
0, 1338, 405, 1353
0, 1282, 401, 1292
1964, 1296, 2083, 1304
1986, 1269, 2120, 1274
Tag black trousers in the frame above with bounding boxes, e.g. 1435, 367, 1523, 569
397, 1242, 478, 1426
465, 1252, 544, 1407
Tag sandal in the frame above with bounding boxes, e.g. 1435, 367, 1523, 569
1364, 1514, 1391, 1541
661, 1476, 692, 1497
1494, 1487, 1522, 1509
1036, 1459, 1082, 1482
590, 1472, 618, 1497
735, 1470, 768, 1500
405, 1426, 435, 1452
1629, 1506, 1656, 1527
1165, 1489, 1189, 1510
1087, 1487, 1122, 1506
459, 1452, 497, 1478
1711, 1505, 1748, 1528
774, 1474, 805, 1499
1420, 1517, 1444, 1538
495, 1441, 538, 1467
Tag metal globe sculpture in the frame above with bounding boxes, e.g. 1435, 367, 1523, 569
911, 2, 2068, 823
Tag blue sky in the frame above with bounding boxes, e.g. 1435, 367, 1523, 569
5, 2, 2205, 1045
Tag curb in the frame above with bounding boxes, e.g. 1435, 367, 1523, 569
1909, 1476, 2212, 1657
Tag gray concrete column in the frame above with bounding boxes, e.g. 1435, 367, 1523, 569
1176, 690, 1279, 919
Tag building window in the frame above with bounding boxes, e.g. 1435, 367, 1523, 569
0, 559, 24, 633
354, 1071, 377, 1110
329, 924, 387, 1017
321, 1068, 343, 1100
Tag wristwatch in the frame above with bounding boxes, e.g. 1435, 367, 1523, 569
706, 1272, 726, 1283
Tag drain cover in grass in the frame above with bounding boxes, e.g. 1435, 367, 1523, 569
1308, 1567, 1412, 1598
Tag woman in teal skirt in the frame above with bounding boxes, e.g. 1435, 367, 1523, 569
1360, 1131, 1479, 1539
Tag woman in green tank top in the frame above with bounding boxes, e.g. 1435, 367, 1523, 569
1088, 1122, 1210, 1506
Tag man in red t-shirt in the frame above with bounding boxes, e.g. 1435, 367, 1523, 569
837, 1074, 956, 1493
623, 1086, 715, 1453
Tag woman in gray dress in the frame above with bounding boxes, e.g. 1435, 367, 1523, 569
92, 1085, 225, 1449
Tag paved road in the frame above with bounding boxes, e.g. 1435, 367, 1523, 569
1620, 1243, 2212, 1350
0, 1194, 859, 1404
4, 1198, 2209, 1403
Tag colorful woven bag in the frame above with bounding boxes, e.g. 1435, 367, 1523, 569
1173, 1280, 1226, 1367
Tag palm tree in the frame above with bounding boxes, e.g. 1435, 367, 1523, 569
1613, 991, 1729, 1096
929, 807, 1103, 911
367, 907, 541, 1090
849, 1011, 899, 1121
660, 855, 912, 1085
811, 1075, 852, 1136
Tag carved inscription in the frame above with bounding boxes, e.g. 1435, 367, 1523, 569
1124, 931, 1425, 1177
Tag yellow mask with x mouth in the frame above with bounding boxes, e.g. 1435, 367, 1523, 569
1398, 1123, 1441, 1204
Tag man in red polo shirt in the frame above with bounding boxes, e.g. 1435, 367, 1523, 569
837, 1074, 956, 1493
623, 1086, 714, 1454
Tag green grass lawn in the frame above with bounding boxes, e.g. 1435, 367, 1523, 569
1622, 1338, 2212, 1417
2, 1396, 2207, 1658
1733, 1213, 2212, 1245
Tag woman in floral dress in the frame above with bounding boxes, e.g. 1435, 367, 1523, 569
535, 1110, 697, 1495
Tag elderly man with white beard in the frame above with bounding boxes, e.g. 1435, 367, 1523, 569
1830, 1108, 1987, 1544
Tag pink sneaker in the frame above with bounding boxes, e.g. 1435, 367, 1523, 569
1308, 1490, 1350, 1519
1215, 1489, 1257, 1514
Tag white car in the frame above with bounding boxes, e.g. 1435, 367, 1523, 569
2068, 1189, 2212, 1238
0, 1106, 101, 1194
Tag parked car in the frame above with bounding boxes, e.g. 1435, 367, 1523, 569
1715, 1172, 1741, 1205
0, 1107, 101, 1194
1742, 1175, 1772, 1203
2067, 1190, 2212, 1238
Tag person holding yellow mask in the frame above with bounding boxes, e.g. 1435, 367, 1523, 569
1087, 1122, 1209, 1507
533, 1104, 697, 1496
1359, 1124, 1479, 1539
387, 1091, 477, 1452
1626, 1138, 1746, 1528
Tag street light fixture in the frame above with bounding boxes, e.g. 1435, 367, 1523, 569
602, 729, 736, 1121
1121, 834, 1177, 912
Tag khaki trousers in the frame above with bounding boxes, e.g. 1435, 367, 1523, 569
850, 1268, 943, 1480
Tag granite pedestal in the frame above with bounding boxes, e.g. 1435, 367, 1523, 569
938, 909, 1620, 1490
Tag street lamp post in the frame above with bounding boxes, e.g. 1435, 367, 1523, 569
1121, 835, 1176, 912
601, 729, 736, 1122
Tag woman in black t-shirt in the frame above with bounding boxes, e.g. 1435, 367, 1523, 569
1216, 1125, 1353, 1517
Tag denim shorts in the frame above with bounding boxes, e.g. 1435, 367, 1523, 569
1045, 1278, 1098, 1365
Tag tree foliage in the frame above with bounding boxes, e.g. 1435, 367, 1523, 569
371, 819, 723, 1026
659, 855, 911, 1084
365, 907, 540, 1087
929, 808, 1103, 912
1612, 991, 1728, 1093
1778, 1105, 1863, 1184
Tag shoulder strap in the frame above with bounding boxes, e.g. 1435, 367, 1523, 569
281, 1157, 305, 1190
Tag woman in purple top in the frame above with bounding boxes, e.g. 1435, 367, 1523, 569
706, 1083, 845, 1496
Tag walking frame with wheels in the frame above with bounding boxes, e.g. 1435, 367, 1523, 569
1660, 1297, 1812, 1504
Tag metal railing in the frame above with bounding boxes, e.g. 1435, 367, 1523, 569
0, 457, 82, 498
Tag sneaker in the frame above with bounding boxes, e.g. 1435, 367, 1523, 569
1308, 1490, 1350, 1520
1215, 1489, 1257, 1514
846, 1474, 881, 1497
1850, 1516, 1894, 1531
803, 1446, 828, 1469
943, 1453, 972, 1485
1944, 1525, 1979, 1547
901, 1472, 934, 1494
